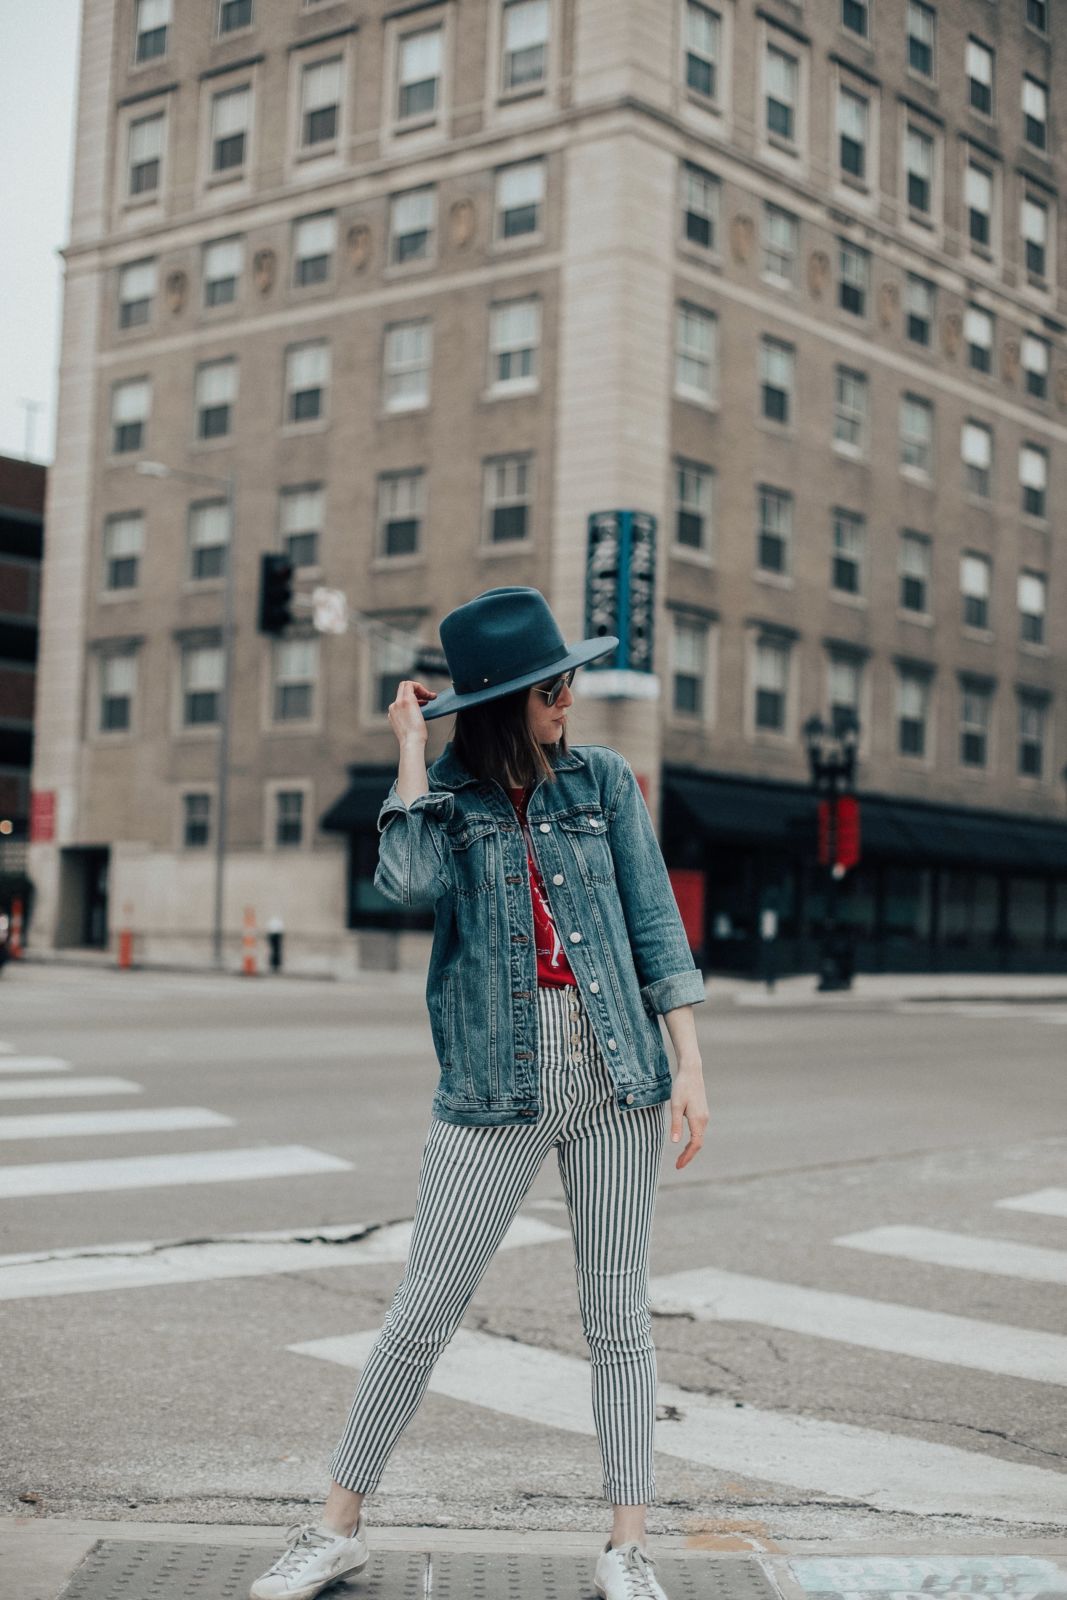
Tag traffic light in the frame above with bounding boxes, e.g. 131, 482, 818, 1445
258, 552, 294, 634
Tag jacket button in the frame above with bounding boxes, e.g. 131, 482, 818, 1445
552, 873, 564, 885
607, 1037, 617, 1050
569, 931, 581, 943
539, 822, 551, 832
625, 1093, 635, 1105
589, 980, 599, 993
590, 818, 603, 828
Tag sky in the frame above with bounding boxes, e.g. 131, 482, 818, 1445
1, 1, 82, 464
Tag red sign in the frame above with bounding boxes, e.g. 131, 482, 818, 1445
817, 795, 861, 872
30, 790, 55, 843
668, 868, 705, 952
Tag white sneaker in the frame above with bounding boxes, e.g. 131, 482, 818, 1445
249, 1514, 370, 1600
594, 1537, 670, 1600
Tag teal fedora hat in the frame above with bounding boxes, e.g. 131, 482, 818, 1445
421, 586, 619, 720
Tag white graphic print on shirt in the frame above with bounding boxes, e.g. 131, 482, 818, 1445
513, 794, 568, 973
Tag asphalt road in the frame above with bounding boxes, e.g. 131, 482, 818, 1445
1, 963, 1064, 1546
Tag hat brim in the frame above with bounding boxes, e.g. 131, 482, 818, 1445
420, 636, 619, 720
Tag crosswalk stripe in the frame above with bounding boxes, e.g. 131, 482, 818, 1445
0, 1145, 352, 1199
649, 1266, 1067, 1387
0, 1057, 70, 1075
834, 1226, 1067, 1285
997, 1188, 1067, 1220
0, 1107, 233, 1141
289, 1327, 1067, 1525
0, 1077, 144, 1101
0, 1215, 567, 1301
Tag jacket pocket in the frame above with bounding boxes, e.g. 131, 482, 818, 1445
445, 816, 497, 899
558, 806, 615, 884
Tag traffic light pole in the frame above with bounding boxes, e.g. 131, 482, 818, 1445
213, 471, 237, 972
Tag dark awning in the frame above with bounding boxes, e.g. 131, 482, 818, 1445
319, 768, 395, 833
663, 770, 1067, 874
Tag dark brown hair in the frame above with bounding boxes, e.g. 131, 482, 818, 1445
450, 685, 568, 790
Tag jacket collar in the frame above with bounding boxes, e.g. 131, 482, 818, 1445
430, 739, 585, 791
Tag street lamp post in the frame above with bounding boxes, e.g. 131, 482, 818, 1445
137, 460, 236, 971
803, 710, 860, 993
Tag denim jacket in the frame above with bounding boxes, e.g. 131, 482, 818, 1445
374, 739, 706, 1126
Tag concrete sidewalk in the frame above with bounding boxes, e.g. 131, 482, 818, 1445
6, 1514, 1067, 1600
715, 971, 1067, 1007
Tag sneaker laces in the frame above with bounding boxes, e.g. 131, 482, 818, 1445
268, 1522, 342, 1581
614, 1543, 662, 1598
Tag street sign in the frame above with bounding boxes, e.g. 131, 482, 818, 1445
311, 586, 349, 634
585, 510, 657, 690
818, 795, 861, 871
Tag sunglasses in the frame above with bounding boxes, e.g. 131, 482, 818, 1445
532, 666, 576, 707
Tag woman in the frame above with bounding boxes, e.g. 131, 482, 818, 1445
251, 587, 709, 1600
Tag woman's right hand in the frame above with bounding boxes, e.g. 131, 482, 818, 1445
388, 679, 438, 747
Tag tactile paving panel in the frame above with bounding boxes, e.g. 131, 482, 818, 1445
58, 1540, 778, 1600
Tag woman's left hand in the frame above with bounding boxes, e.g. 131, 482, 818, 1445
669, 1063, 708, 1170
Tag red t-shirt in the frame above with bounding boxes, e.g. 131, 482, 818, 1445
506, 784, 578, 989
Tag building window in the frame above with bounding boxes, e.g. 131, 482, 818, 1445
118, 259, 156, 329
182, 643, 223, 727
210, 86, 250, 174
965, 159, 993, 248
495, 160, 544, 241
833, 366, 867, 452
188, 500, 230, 581
838, 240, 869, 316
1018, 571, 1046, 645
757, 486, 791, 576
99, 655, 136, 733
685, 2, 721, 101
961, 552, 991, 631
966, 37, 993, 116
1018, 695, 1046, 778
1022, 195, 1048, 278
484, 454, 531, 543
964, 305, 994, 374
218, 0, 252, 34
764, 43, 797, 141
135, 0, 170, 62
842, 0, 868, 37
383, 319, 432, 411
900, 393, 933, 474
502, 0, 549, 92
959, 682, 991, 768
127, 112, 164, 197
899, 531, 931, 614
489, 298, 540, 392
272, 637, 319, 722
831, 509, 865, 596
103, 513, 144, 591
1022, 334, 1049, 400
896, 668, 929, 757
759, 337, 794, 424
905, 125, 933, 214
300, 56, 341, 149
292, 212, 336, 286
837, 87, 868, 181
378, 470, 424, 557
397, 26, 442, 123
904, 273, 935, 344
1020, 444, 1048, 519
675, 459, 713, 554
961, 421, 992, 498
183, 792, 211, 848
274, 789, 305, 847
828, 653, 862, 737
762, 204, 798, 283
753, 637, 790, 733
1027, 0, 1048, 34
283, 342, 330, 425
671, 615, 708, 718
1022, 77, 1047, 151
280, 486, 323, 569
681, 162, 719, 250
195, 358, 236, 440
675, 303, 717, 402
390, 186, 436, 263
202, 237, 243, 307
906, 1, 935, 77
111, 378, 149, 454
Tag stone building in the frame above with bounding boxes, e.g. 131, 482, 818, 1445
30, 0, 1067, 974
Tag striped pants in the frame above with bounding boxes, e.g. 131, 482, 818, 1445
329, 982, 667, 1505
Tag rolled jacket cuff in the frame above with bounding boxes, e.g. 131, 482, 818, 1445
377, 784, 455, 833
640, 968, 708, 1015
